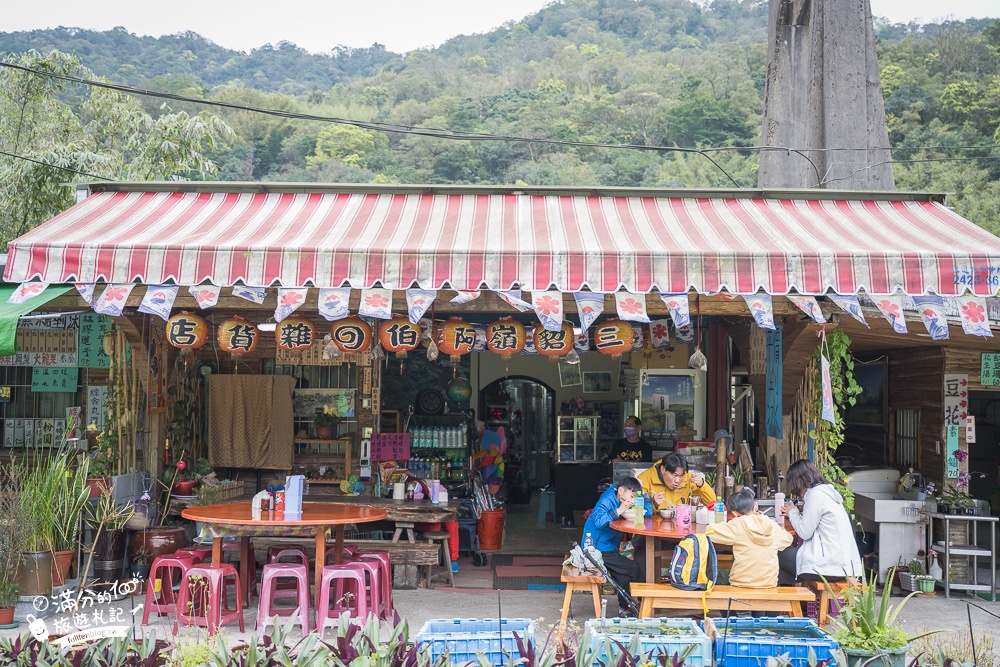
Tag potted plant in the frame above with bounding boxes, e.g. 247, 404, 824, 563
828, 567, 938, 667
915, 575, 936, 594
49, 452, 91, 586
314, 404, 340, 439
131, 547, 152, 581
85, 424, 120, 498
0, 462, 30, 626
898, 557, 925, 593
16, 452, 60, 597
84, 483, 135, 587
190, 483, 225, 543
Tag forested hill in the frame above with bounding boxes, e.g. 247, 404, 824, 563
1, 0, 999, 231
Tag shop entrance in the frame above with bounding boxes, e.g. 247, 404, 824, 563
969, 391, 1000, 516
479, 377, 556, 504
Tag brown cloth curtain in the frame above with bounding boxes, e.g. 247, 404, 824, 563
208, 375, 296, 469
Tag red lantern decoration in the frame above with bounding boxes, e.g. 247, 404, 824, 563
166, 312, 209, 350
217, 315, 259, 355
275, 316, 316, 352
331, 316, 372, 354
486, 317, 526, 360
533, 322, 574, 361
378, 317, 421, 358
435, 316, 476, 363
593, 318, 634, 357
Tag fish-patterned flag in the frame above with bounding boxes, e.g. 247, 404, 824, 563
7, 282, 49, 304
94, 284, 135, 317
232, 286, 267, 304
472, 323, 487, 352
615, 292, 650, 323
821, 352, 836, 424
829, 294, 869, 327
912, 295, 949, 340
521, 327, 538, 355
405, 289, 436, 324
275, 287, 309, 322
188, 285, 221, 309
318, 288, 351, 321
75, 283, 96, 305
649, 319, 672, 349
359, 288, 393, 319
788, 295, 827, 324
418, 318, 433, 342
873, 293, 907, 334
657, 293, 691, 329
742, 294, 775, 330
138, 285, 179, 321
955, 294, 992, 338
495, 290, 532, 312
631, 324, 645, 350
533, 290, 564, 331
450, 290, 480, 304
574, 332, 590, 353
674, 325, 695, 344
573, 292, 605, 331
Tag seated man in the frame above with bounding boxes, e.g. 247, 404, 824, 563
637, 452, 717, 509
709, 488, 793, 588
581, 476, 650, 617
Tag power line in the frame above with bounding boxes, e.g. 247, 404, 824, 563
0, 148, 116, 181
816, 154, 1000, 187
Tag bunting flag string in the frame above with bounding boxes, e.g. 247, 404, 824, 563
955, 294, 992, 338
275, 287, 309, 322
573, 292, 604, 331
232, 285, 267, 304
657, 293, 691, 329
741, 293, 775, 330
649, 319, 672, 348
74, 283, 96, 305
495, 290, 532, 312
788, 295, 827, 324
450, 290, 480, 304
358, 288, 393, 319
615, 292, 650, 323
674, 325, 695, 344
138, 285, 179, 321
912, 295, 949, 340
828, 294, 869, 327
574, 332, 590, 353
873, 293, 907, 334
405, 289, 436, 324
820, 330, 836, 424
94, 284, 135, 317
533, 290, 564, 331
188, 285, 221, 309
7, 282, 49, 304
317, 288, 351, 321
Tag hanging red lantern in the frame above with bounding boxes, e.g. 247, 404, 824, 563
435, 316, 476, 363
217, 315, 259, 355
486, 317, 526, 360
275, 316, 316, 353
533, 322, 574, 361
166, 312, 209, 350
331, 316, 372, 354
593, 318, 634, 357
378, 316, 421, 358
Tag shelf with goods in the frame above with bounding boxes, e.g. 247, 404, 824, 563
556, 415, 599, 463
293, 436, 352, 482
407, 418, 471, 483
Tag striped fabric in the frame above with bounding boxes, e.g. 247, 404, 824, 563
6, 190, 1000, 296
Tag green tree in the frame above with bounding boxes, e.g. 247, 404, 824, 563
0, 50, 233, 248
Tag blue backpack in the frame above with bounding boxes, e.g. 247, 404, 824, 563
669, 533, 718, 591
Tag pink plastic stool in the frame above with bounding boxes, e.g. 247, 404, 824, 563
354, 550, 393, 619
142, 555, 197, 626
256, 563, 310, 637
324, 544, 356, 565
222, 541, 257, 601
266, 547, 309, 596
175, 565, 245, 636
342, 557, 384, 620
174, 548, 210, 564
316, 564, 369, 636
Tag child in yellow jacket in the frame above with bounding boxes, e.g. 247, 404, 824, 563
709, 489, 794, 588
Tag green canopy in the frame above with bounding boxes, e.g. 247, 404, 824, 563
0, 285, 73, 355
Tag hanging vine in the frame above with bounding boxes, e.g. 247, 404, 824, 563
166, 350, 203, 462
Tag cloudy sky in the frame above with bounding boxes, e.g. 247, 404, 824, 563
3, 0, 997, 54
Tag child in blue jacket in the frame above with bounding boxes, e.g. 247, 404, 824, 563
581, 476, 650, 616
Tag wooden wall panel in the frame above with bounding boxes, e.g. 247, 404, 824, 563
888, 347, 945, 484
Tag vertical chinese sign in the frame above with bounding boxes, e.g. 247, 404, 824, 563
943, 373, 968, 479
765, 327, 783, 439
980, 353, 1000, 386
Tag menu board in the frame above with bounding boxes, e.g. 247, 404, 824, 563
32, 367, 80, 392
371, 432, 411, 462
79, 313, 112, 368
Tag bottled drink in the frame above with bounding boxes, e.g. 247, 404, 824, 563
584, 532, 593, 550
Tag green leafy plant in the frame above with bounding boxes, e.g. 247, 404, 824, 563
86, 423, 121, 479
173, 640, 214, 667
192, 483, 224, 507
315, 404, 341, 428
0, 462, 30, 607
910, 629, 998, 667
50, 451, 91, 552
131, 547, 152, 567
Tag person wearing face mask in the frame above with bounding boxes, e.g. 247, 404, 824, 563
609, 416, 653, 463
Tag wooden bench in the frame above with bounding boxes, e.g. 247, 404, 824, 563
631, 583, 815, 618
246, 536, 441, 567
653, 550, 735, 582
560, 564, 604, 624
803, 579, 857, 626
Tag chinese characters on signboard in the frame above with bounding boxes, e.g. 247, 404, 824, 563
765, 327, 783, 439
79, 313, 112, 368
980, 353, 1000, 386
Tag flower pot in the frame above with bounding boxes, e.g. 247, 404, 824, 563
51, 549, 75, 586
132, 564, 151, 582
129, 526, 187, 561
16, 550, 54, 597
86, 477, 109, 498
173, 480, 200, 496
0, 607, 14, 626
94, 528, 127, 561
843, 646, 909, 667
315, 426, 336, 439
918, 578, 935, 593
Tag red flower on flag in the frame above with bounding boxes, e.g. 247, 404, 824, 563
878, 300, 901, 317
618, 298, 644, 315
581, 306, 594, 314
412, 299, 425, 306
280, 291, 304, 306
962, 301, 985, 323
667, 300, 679, 308
652, 324, 668, 339
104, 287, 129, 301
535, 295, 561, 316
365, 293, 389, 309
921, 309, 938, 318
20, 284, 44, 296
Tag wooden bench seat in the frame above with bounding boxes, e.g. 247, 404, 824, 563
631, 583, 814, 618
246, 536, 441, 566
803, 579, 857, 626
560, 564, 605, 624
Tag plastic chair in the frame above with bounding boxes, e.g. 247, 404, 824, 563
256, 563, 310, 637
174, 564, 245, 635
316, 564, 369, 636
141, 555, 198, 626
353, 550, 393, 619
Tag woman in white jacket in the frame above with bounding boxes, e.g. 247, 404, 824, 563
776, 459, 862, 585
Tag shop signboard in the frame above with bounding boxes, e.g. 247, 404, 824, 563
980, 353, 1000, 386
32, 367, 80, 392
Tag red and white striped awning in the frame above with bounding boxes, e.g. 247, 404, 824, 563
6, 189, 1000, 295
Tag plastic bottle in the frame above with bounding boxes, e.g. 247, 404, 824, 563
584, 532, 594, 550
716, 502, 726, 523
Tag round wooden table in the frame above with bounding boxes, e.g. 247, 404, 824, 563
182, 502, 388, 607
610, 515, 796, 583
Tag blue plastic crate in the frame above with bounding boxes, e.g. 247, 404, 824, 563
586, 618, 712, 667
707, 617, 840, 667
414, 618, 536, 666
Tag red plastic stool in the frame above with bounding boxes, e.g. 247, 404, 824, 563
266, 547, 309, 596
175, 565, 245, 636
256, 563, 310, 637
316, 564, 369, 636
342, 557, 384, 620
142, 555, 197, 626
324, 544, 356, 565
222, 541, 257, 601
354, 550, 393, 618
174, 548, 210, 564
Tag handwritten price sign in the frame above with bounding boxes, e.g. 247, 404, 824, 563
370, 433, 411, 462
